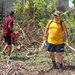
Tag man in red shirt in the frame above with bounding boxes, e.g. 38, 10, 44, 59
1, 11, 14, 61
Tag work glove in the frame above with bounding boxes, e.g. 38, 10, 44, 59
65, 39, 68, 43
64, 39, 68, 44
43, 36, 47, 41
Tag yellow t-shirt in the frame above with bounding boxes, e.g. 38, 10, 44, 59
46, 19, 66, 44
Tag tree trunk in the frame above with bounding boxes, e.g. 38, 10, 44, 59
74, 4, 75, 8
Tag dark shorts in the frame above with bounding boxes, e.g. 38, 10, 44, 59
46, 42, 64, 53
4, 36, 14, 45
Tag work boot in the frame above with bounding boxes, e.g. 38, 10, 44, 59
52, 61, 57, 69
59, 63, 63, 73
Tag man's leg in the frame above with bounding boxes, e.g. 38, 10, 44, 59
6, 44, 12, 64
1, 44, 8, 55
56, 43, 64, 72
57, 52, 63, 72
1, 36, 8, 54
47, 43, 57, 69
5, 36, 12, 63
3, 44, 8, 51
49, 52, 57, 68
57, 52, 63, 64
49, 52, 55, 61
8, 45, 12, 56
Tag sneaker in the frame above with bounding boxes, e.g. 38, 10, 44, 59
6, 56, 10, 64
1, 51, 6, 55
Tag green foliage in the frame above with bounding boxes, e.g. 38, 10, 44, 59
14, 0, 22, 12
61, 8, 75, 43
13, 0, 56, 29
72, 0, 75, 4
39, 18, 47, 28
13, 0, 24, 19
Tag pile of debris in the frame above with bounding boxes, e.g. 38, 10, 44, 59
0, 60, 75, 75
0, 61, 45, 75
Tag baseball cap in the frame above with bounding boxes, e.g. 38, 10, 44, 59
54, 11, 61, 16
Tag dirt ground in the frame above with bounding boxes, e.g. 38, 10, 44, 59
0, 60, 75, 75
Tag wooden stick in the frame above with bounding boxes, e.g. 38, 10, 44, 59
39, 40, 46, 51
65, 42, 75, 51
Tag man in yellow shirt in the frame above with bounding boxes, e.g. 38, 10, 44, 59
43, 11, 68, 72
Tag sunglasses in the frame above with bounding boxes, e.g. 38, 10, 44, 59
54, 15, 58, 16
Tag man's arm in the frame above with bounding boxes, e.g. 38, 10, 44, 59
8, 25, 14, 32
8, 19, 14, 32
63, 30, 68, 40
62, 22, 68, 42
43, 21, 51, 40
44, 27, 49, 36
44, 20, 51, 36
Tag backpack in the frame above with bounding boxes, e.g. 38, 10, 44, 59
48, 20, 64, 31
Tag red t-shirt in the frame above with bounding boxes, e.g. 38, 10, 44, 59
3, 16, 13, 36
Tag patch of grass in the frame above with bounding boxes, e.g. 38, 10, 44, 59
64, 53, 73, 60
10, 56, 29, 61
21, 51, 52, 71
64, 53, 75, 63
